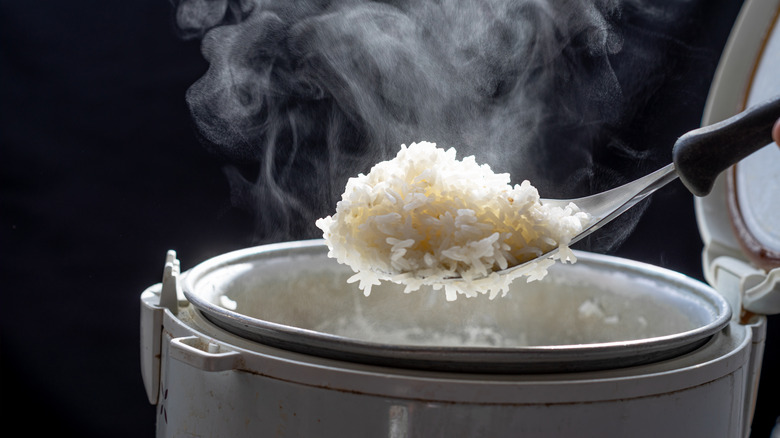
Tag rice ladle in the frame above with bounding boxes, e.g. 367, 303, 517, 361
464, 95, 780, 280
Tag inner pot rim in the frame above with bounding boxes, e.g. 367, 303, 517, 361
181, 239, 731, 373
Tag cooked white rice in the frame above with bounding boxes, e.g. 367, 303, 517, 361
316, 141, 590, 301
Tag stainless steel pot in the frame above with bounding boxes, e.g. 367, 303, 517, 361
181, 239, 730, 373
140, 240, 765, 437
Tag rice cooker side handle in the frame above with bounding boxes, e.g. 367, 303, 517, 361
672, 95, 780, 197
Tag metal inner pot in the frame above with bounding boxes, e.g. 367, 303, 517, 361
182, 239, 730, 373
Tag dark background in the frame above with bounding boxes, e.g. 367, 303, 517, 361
1, 1, 777, 437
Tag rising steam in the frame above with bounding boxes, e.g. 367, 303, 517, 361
172, 0, 667, 249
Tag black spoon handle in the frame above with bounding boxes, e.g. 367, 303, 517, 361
673, 95, 780, 197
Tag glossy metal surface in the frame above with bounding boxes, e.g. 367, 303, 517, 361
181, 239, 730, 373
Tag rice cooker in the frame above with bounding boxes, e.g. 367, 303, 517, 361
140, 0, 780, 436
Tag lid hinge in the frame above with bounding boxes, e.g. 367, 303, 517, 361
709, 255, 780, 317
743, 268, 780, 315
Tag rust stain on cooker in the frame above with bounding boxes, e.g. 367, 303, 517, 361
740, 309, 760, 325
726, 163, 780, 271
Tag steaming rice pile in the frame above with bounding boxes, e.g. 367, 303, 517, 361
316, 142, 590, 301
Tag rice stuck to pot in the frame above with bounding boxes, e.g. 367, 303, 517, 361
316, 142, 590, 301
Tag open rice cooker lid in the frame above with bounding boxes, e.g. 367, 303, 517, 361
696, 0, 780, 316
181, 240, 730, 374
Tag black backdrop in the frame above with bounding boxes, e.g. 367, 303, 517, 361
1, 1, 777, 437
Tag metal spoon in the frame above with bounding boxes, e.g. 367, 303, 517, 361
452, 95, 780, 280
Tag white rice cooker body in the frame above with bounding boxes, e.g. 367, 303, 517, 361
140, 268, 769, 437
140, 254, 762, 438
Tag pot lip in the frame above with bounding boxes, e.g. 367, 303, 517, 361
182, 239, 731, 373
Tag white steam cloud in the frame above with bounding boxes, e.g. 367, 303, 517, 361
172, 0, 663, 249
